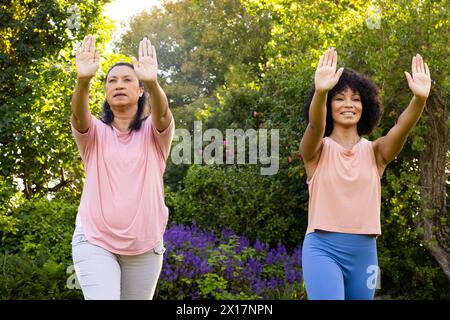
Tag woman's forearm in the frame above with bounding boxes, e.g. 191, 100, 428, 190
309, 90, 328, 132
144, 80, 171, 131
395, 95, 426, 137
71, 77, 92, 132
144, 80, 169, 119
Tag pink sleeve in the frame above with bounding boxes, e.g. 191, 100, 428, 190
150, 114, 175, 161
71, 115, 97, 164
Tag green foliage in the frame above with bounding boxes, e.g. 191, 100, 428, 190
3, 198, 76, 260
118, 0, 271, 106
0, 177, 22, 244
0, 0, 114, 200
376, 160, 450, 299
196, 238, 260, 300
167, 164, 307, 249
0, 198, 82, 299
0, 252, 82, 300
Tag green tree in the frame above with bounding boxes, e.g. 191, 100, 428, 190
0, 0, 114, 200
117, 0, 271, 110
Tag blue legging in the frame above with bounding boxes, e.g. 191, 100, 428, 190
302, 230, 379, 300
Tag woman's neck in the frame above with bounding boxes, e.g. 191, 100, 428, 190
111, 106, 137, 132
329, 127, 361, 149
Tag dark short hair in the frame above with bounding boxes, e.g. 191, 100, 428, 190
101, 62, 148, 132
303, 68, 383, 136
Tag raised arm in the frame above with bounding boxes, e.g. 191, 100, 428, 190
132, 37, 172, 132
300, 48, 344, 162
71, 34, 100, 133
373, 54, 431, 167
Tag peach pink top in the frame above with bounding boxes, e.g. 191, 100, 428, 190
306, 137, 381, 236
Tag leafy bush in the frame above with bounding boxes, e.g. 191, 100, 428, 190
0, 177, 22, 244
166, 164, 308, 249
376, 160, 450, 300
0, 197, 82, 299
2, 198, 76, 261
0, 252, 82, 300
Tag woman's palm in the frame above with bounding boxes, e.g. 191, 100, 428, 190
75, 35, 99, 79
132, 37, 158, 83
405, 54, 431, 99
314, 49, 343, 92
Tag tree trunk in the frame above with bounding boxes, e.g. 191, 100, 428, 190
418, 92, 450, 280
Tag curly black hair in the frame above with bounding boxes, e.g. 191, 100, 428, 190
101, 62, 148, 132
303, 68, 383, 137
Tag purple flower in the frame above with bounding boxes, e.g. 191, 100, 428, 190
157, 223, 304, 300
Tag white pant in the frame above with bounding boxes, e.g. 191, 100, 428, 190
71, 224, 164, 300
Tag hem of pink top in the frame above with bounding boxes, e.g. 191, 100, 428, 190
84, 231, 166, 256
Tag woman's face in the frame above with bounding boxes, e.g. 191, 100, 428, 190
330, 87, 363, 127
105, 65, 144, 108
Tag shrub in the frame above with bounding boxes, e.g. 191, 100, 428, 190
166, 164, 308, 249
0, 197, 82, 299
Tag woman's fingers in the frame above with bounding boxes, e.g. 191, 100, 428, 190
152, 45, 157, 65
404, 71, 413, 85
324, 49, 330, 66
424, 62, 430, 76
86, 35, 92, 53
412, 54, 428, 76
325, 48, 336, 67
80, 36, 87, 53
411, 56, 416, 77
90, 35, 95, 54
78, 35, 95, 55
318, 55, 324, 68
417, 54, 423, 73
139, 37, 150, 58
332, 50, 337, 69
414, 54, 419, 73
131, 56, 138, 68
139, 39, 143, 59
418, 54, 424, 73
143, 38, 147, 57
317, 48, 337, 70
76, 41, 82, 56
146, 39, 153, 57
335, 67, 344, 80
137, 37, 154, 60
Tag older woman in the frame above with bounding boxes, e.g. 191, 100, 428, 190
71, 34, 174, 300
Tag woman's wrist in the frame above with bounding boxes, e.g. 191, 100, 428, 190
413, 94, 427, 104
76, 76, 93, 84
143, 79, 159, 91
314, 88, 329, 95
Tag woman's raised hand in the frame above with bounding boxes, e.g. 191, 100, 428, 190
132, 37, 158, 84
404, 54, 431, 101
75, 35, 100, 80
314, 48, 344, 92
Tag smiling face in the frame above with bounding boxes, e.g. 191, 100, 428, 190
330, 87, 363, 128
105, 65, 144, 108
